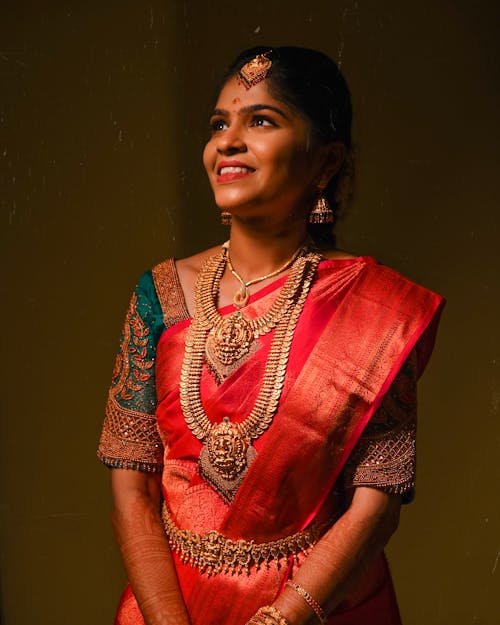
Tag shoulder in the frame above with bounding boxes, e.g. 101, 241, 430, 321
319, 253, 443, 316
150, 244, 219, 290
130, 268, 157, 307
319, 250, 442, 303
320, 248, 358, 260
152, 244, 222, 319
361, 261, 441, 301
174, 245, 221, 300
175, 245, 222, 277
349, 261, 445, 348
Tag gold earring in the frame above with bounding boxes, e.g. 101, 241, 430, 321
220, 211, 232, 226
308, 194, 334, 224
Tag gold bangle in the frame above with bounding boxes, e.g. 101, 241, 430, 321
246, 605, 289, 625
285, 581, 327, 625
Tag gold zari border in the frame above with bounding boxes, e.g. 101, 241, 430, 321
162, 502, 326, 576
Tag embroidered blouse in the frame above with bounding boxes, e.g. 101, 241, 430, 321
98, 259, 417, 499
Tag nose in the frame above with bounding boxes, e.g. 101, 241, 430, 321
216, 124, 247, 156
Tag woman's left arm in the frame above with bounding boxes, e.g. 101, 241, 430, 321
272, 486, 401, 625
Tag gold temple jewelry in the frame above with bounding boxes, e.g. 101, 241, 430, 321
187, 248, 319, 432
202, 246, 363, 376
203, 244, 312, 373
226, 242, 306, 308
247, 606, 289, 625
162, 502, 324, 576
180, 245, 322, 502
237, 51, 273, 90
285, 581, 327, 625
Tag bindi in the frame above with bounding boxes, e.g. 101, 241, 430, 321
232, 97, 241, 104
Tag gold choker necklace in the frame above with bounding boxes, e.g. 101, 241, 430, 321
180, 245, 322, 502
226, 242, 306, 308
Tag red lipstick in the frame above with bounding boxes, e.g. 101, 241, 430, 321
216, 160, 255, 183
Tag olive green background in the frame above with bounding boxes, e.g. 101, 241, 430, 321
1, 1, 499, 624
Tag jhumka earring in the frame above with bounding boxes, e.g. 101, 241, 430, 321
309, 193, 334, 224
220, 211, 232, 226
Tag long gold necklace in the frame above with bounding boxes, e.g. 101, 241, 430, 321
226, 242, 306, 308
180, 246, 322, 502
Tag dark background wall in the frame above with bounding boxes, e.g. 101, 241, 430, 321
1, 2, 499, 624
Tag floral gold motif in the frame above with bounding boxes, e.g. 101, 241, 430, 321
112, 292, 154, 402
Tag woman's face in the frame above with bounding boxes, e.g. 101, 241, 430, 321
203, 76, 329, 222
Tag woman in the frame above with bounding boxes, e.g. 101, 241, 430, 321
98, 47, 444, 625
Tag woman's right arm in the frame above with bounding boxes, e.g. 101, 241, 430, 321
111, 468, 191, 625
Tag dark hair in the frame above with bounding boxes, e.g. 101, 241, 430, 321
217, 46, 355, 248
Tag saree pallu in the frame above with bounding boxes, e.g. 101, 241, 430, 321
113, 257, 444, 625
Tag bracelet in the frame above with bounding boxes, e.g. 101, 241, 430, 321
285, 581, 327, 625
246, 605, 289, 625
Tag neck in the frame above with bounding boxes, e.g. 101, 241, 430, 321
227, 218, 309, 280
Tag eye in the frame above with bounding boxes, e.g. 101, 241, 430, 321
210, 118, 228, 133
250, 115, 276, 128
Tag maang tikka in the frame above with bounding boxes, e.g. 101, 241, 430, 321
237, 51, 273, 89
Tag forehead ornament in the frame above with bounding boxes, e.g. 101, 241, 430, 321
237, 51, 272, 90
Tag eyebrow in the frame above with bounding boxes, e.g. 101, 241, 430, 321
211, 103, 289, 120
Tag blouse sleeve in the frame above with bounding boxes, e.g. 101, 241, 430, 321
342, 349, 418, 503
97, 271, 166, 473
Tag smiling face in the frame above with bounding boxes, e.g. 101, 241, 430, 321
203, 76, 331, 224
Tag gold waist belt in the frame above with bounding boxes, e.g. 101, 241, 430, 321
162, 502, 325, 576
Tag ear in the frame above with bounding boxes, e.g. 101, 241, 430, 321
317, 141, 347, 188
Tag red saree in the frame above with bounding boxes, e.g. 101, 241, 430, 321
111, 256, 444, 625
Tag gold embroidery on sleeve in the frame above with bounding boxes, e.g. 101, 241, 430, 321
152, 259, 190, 328
343, 351, 418, 495
98, 290, 163, 472
98, 393, 163, 472
346, 418, 416, 494
112, 292, 154, 402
